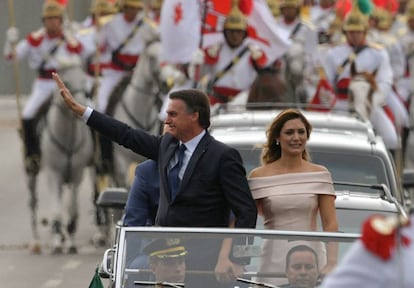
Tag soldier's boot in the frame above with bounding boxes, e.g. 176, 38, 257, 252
98, 134, 113, 175
22, 119, 41, 176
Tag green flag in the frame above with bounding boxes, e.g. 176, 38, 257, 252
88, 267, 104, 288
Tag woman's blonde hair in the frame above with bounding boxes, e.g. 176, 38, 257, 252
261, 108, 312, 164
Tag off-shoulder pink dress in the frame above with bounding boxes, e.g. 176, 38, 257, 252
248, 171, 335, 285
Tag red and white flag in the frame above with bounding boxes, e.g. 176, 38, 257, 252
247, 0, 290, 65
160, 0, 202, 64
309, 78, 336, 111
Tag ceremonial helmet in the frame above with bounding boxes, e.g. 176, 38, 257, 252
90, 0, 118, 15
42, 0, 64, 18
374, 8, 392, 30
406, 0, 414, 19
223, 1, 248, 31
150, 0, 163, 9
279, 0, 302, 9
123, 0, 144, 8
343, 6, 369, 31
267, 0, 281, 18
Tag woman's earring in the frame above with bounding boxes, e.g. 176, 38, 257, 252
275, 140, 279, 145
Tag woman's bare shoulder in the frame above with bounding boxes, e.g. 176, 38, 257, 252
306, 162, 329, 172
249, 165, 273, 178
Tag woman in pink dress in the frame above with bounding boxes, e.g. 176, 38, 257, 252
249, 108, 338, 285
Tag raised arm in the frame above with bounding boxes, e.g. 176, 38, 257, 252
52, 72, 86, 117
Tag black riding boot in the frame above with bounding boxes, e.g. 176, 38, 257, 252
22, 119, 41, 175
98, 134, 113, 175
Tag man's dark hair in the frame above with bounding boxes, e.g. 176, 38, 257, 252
285, 245, 319, 269
169, 89, 211, 129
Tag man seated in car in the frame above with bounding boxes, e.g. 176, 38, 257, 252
142, 238, 187, 287
280, 245, 320, 288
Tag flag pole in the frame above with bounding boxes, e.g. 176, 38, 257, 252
192, 0, 208, 88
7, 0, 23, 126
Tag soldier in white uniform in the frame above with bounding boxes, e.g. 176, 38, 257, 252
94, 0, 158, 172
319, 211, 414, 288
190, 4, 268, 105
368, 7, 411, 157
309, 0, 336, 44
3, 1, 83, 175
276, 0, 319, 102
75, 0, 118, 99
96, 0, 158, 114
398, 0, 414, 158
322, 6, 400, 151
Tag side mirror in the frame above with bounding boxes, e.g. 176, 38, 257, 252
402, 169, 414, 189
96, 187, 128, 209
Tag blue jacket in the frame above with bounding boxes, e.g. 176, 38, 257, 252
123, 159, 159, 226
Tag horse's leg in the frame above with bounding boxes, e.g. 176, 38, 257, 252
66, 182, 80, 254
27, 174, 41, 254
46, 171, 64, 254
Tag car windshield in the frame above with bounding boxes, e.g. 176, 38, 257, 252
111, 227, 359, 288
235, 146, 389, 195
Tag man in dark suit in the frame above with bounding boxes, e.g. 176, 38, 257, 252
53, 73, 257, 285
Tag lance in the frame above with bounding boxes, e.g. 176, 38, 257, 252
192, 0, 208, 88
7, 0, 23, 127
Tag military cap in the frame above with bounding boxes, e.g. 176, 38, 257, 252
42, 0, 64, 18
143, 238, 188, 259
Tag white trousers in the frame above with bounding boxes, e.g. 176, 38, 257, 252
96, 68, 127, 113
335, 99, 399, 150
22, 78, 56, 119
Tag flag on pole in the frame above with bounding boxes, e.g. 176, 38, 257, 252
88, 267, 104, 288
160, 0, 202, 64
247, 0, 291, 65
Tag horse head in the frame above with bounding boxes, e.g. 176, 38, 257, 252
284, 41, 306, 82
348, 62, 378, 121
246, 67, 287, 108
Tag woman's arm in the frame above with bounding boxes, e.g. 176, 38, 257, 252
319, 194, 339, 275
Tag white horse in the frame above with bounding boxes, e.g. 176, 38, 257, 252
41, 63, 94, 254
112, 40, 168, 189
283, 41, 307, 103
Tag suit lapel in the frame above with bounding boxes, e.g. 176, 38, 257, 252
162, 140, 179, 202
179, 133, 211, 192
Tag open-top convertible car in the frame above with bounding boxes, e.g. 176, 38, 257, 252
100, 225, 359, 288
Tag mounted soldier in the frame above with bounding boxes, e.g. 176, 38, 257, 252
276, 0, 319, 103
3, 0, 82, 176
368, 7, 411, 159
189, 1, 268, 105
76, 0, 118, 99
322, 2, 400, 152
95, 0, 159, 174
309, 0, 337, 45
397, 0, 414, 160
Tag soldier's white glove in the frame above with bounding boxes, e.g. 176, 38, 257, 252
160, 65, 186, 86
249, 44, 263, 60
6, 27, 19, 44
191, 48, 205, 66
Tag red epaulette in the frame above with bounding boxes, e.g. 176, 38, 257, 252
361, 215, 411, 260
65, 36, 83, 54
26, 29, 45, 47
204, 44, 221, 65
250, 50, 267, 68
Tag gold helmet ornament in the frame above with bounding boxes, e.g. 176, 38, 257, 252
91, 0, 118, 15
123, 0, 144, 8
267, 0, 281, 18
42, 0, 64, 18
279, 0, 302, 9
150, 0, 163, 10
223, 0, 248, 31
374, 7, 392, 30
406, 0, 414, 19
343, 0, 373, 32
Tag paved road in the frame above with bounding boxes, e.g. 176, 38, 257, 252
0, 96, 111, 287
